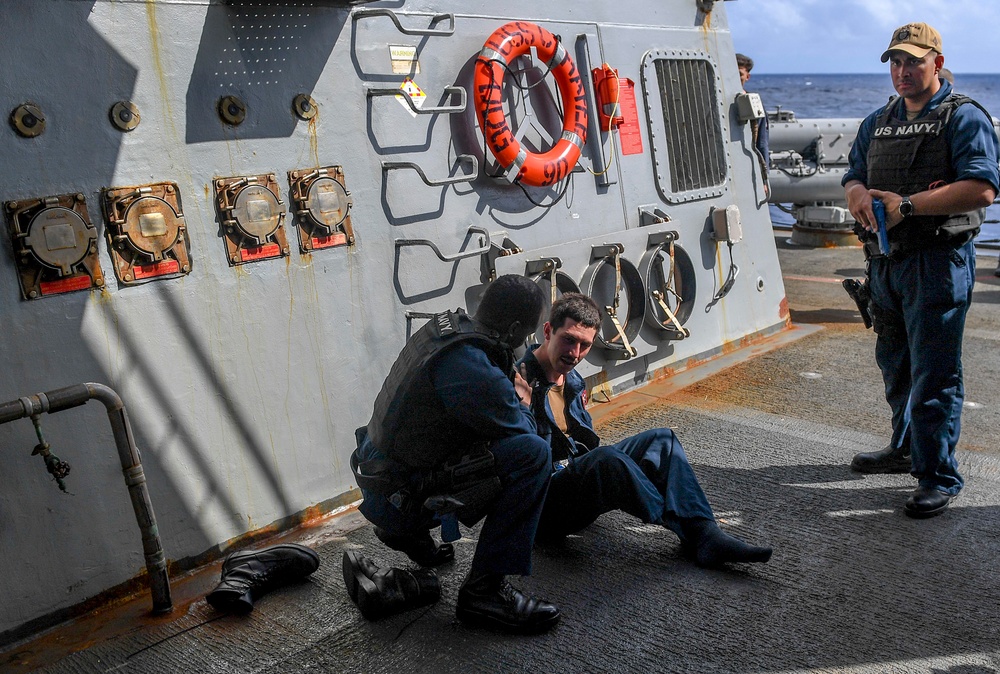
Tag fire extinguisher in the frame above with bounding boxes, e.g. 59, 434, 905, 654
591, 63, 623, 130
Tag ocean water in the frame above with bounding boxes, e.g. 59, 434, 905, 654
748, 73, 1000, 120
748, 73, 1000, 248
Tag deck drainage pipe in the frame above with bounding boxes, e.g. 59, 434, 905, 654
0, 382, 173, 615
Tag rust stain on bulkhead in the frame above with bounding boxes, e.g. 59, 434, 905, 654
145, 2, 177, 140
308, 117, 320, 167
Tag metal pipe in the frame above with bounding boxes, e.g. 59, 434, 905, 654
0, 383, 172, 615
768, 118, 862, 154
768, 166, 849, 203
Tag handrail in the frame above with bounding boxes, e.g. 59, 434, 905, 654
0, 383, 172, 615
366, 85, 467, 115
352, 8, 455, 36
395, 225, 492, 263
382, 155, 478, 186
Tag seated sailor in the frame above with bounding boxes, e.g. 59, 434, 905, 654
518, 293, 773, 568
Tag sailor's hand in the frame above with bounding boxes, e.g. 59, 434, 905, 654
514, 366, 532, 407
846, 182, 876, 232
868, 189, 904, 229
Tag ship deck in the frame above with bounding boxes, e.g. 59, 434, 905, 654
5, 233, 1000, 674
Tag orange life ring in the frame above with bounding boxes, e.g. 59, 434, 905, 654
474, 21, 588, 188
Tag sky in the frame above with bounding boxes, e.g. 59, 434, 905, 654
724, 0, 1000, 74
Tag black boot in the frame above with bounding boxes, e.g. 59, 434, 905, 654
342, 550, 440, 620
456, 572, 561, 635
206, 543, 320, 613
342, 549, 381, 604
851, 443, 911, 474
681, 518, 772, 569
374, 526, 454, 567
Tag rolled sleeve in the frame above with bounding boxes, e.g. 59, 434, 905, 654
432, 344, 537, 439
948, 104, 1000, 192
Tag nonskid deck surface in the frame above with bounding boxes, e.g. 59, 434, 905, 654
7, 235, 1000, 673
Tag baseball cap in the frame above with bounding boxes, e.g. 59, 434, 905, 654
880, 22, 943, 62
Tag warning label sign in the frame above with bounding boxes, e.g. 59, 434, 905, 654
396, 78, 427, 118
389, 45, 420, 75
617, 79, 643, 156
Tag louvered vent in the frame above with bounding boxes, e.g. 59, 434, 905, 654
653, 59, 726, 193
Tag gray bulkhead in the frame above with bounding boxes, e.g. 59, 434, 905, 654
0, 0, 785, 638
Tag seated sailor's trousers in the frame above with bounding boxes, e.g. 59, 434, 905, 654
537, 428, 715, 540
358, 433, 552, 576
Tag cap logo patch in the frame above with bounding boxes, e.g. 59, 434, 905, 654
897, 28, 910, 41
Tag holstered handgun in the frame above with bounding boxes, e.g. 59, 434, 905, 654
421, 448, 500, 525
842, 278, 873, 330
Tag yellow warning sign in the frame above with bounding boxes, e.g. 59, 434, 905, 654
389, 44, 420, 75
396, 78, 427, 118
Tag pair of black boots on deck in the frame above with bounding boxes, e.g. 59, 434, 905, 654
206, 543, 320, 613
342, 550, 441, 620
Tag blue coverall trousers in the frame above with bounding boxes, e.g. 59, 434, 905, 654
869, 239, 975, 495
358, 433, 552, 576
536, 428, 716, 541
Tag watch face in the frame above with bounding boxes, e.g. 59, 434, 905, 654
900, 199, 913, 217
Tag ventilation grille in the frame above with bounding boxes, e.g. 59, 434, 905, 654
653, 59, 726, 193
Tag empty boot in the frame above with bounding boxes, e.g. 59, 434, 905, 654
342, 549, 382, 604
354, 565, 441, 620
207, 543, 320, 613
681, 518, 772, 568
374, 526, 454, 567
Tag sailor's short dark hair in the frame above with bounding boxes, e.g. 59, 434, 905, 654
476, 274, 546, 335
736, 53, 754, 71
549, 293, 601, 331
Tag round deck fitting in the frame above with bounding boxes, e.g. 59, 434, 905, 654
579, 252, 645, 360
639, 238, 695, 339
293, 94, 318, 120
110, 101, 140, 132
11, 104, 45, 138
218, 96, 247, 126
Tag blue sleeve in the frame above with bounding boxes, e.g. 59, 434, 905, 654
431, 344, 537, 439
757, 114, 770, 162
948, 103, 1000, 192
842, 109, 882, 187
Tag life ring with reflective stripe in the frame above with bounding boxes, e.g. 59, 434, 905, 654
474, 21, 588, 187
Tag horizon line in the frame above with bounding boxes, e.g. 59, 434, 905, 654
756, 71, 1000, 76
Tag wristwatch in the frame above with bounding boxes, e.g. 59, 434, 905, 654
899, 196, 915, 218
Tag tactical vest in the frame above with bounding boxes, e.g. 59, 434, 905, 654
865, 93, 986, 255
366, 309, 513, 468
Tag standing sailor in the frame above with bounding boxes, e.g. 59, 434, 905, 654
843, 22, 999, 516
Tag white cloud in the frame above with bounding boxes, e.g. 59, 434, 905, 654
725, 0, 1000, 73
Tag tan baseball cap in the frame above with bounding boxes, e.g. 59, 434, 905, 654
881, 22, 943, 62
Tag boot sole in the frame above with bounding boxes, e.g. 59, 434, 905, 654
354, 573, 387, 620
342, 550, 366, 604
455, 605, 561, 635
